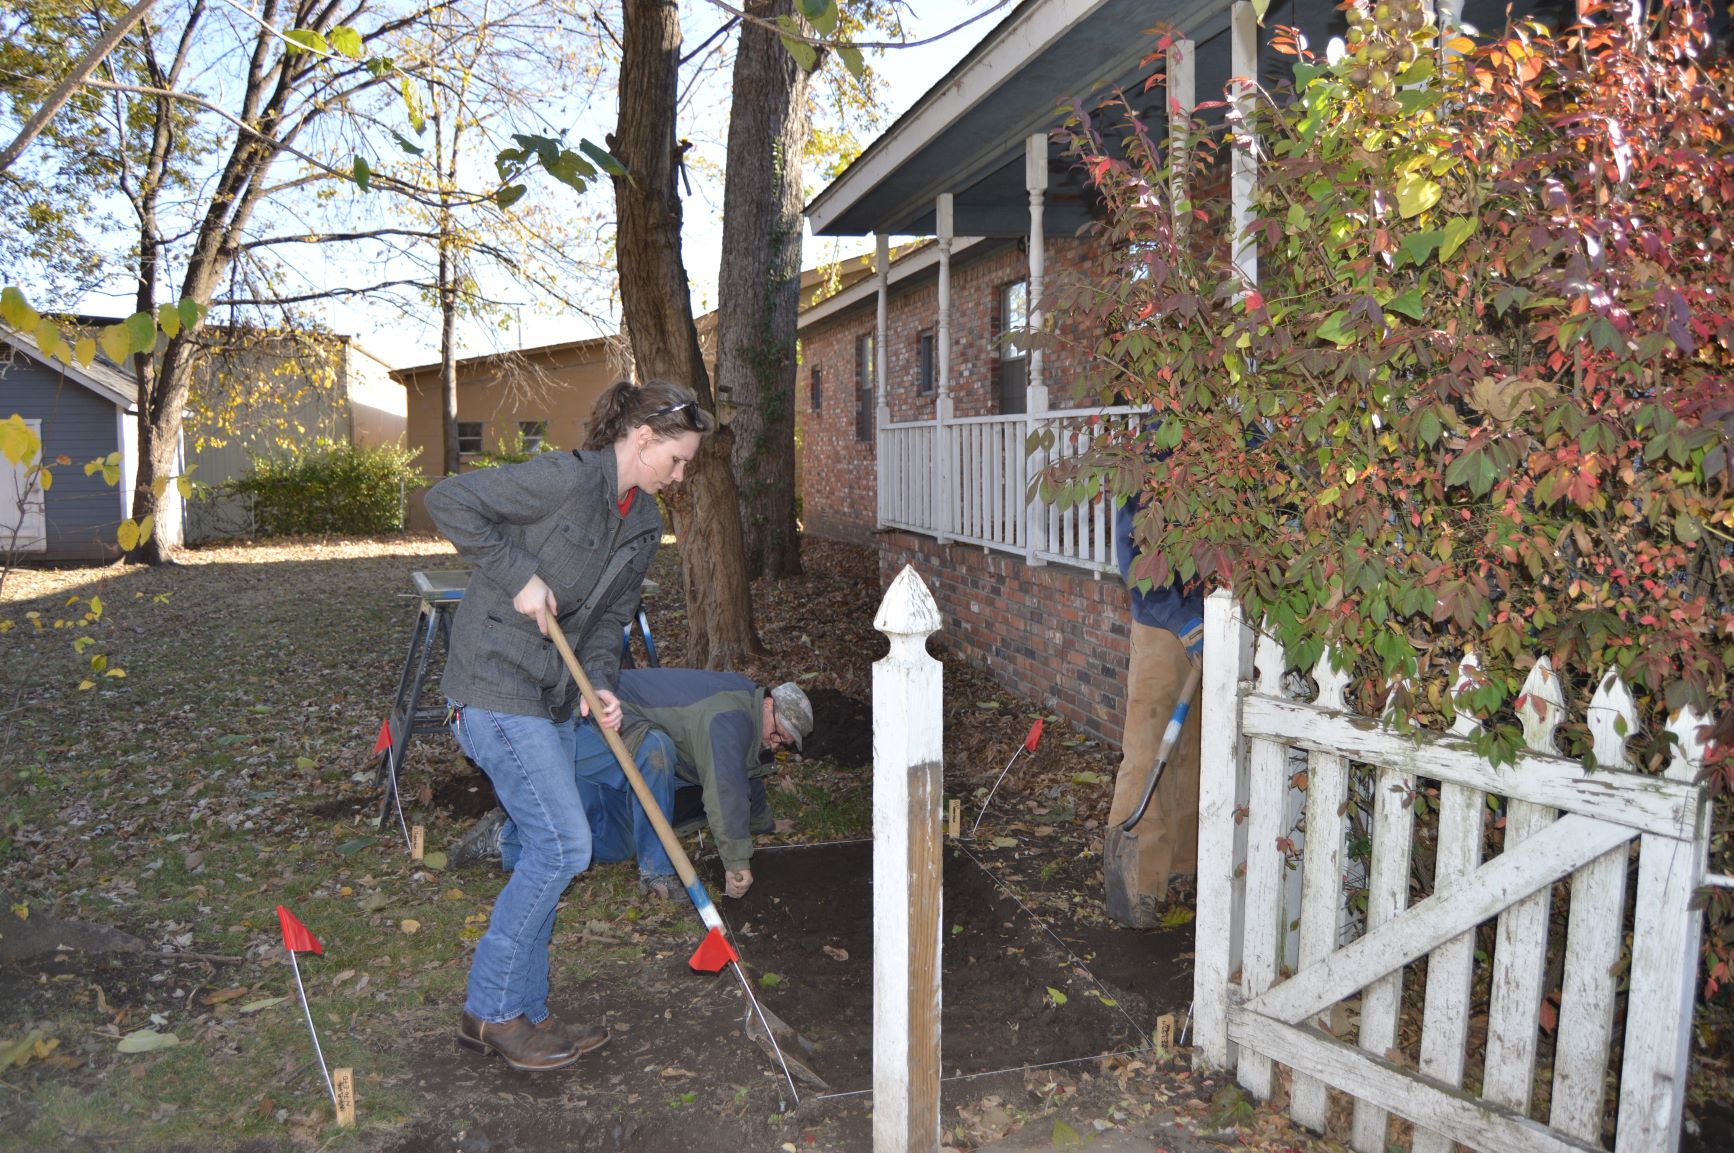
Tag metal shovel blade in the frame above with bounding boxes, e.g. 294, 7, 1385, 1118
743, 1001, 829, 1090
1103, 824, 1168, 930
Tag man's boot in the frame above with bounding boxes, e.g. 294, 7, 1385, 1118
450, 807, 507, 870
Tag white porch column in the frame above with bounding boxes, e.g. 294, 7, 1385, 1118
935, 194, 954, 543
1168, 38, 1196, 237
875, 231, 890, 529
1024, 132, 1049, 566
1230, 1, 1258, 291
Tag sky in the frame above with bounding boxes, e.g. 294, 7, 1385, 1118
349, 1, 1005, 369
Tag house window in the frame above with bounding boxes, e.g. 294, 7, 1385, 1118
518, 420, 548, 452
855, 332, 875, 443
994, 279, 1030, 415
457, 422, 484, 455
916, 330, 935, 396
811, 365, 822, 414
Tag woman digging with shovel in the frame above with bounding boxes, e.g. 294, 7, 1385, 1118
425, 379, 714, 1072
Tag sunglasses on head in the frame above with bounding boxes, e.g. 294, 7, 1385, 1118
645, 400, 701, 431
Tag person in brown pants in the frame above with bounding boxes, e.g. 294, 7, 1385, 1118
1104, 621, 1202, 927
1103, 489, 1204, 929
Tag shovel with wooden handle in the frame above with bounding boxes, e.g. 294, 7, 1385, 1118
1104, 618, 1203, 928
544, 626, 829, 1095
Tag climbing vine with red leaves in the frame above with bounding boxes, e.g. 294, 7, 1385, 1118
1048, 1, 1732, 994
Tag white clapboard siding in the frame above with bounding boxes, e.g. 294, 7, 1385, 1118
1615, 708, 1711, 1152
1236, 627, 1291, 1100
1290, 651, 1352, 1131
1549, 672, 1637, 1141
1482, 660, 1566, 1115
1414, 654, 1490, 1153
1196, 601, 1712, 1153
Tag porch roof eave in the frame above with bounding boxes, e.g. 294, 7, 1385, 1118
804, 0, 1236, 241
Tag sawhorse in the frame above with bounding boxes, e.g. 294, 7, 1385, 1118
374, 569, 660, 834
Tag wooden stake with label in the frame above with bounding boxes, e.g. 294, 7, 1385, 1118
1155, 1013, 1176, 1059
947, 799, 961, 840
410, 825, 424, 863
332, 1066, 356, 1127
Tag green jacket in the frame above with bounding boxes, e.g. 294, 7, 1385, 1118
617, 668, 768, 871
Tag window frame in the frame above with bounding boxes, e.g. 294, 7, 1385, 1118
916, 329, 936, 396
854, 331, 875, 443
517, 419, 548, 453
456, 421, 484, 455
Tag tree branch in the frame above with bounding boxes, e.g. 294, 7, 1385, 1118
0, 0, 161, 174
214, 277, 429, 306
698, 0, 1012, 51
242, 227, 440, 248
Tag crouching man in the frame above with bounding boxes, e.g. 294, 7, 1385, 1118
615, 669, 813, 900
452, 669, 814, 904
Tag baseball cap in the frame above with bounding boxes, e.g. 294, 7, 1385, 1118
769, 682, 814, 751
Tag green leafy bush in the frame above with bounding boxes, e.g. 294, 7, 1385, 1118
1051, 1, 1731, 996
226, 441, 422, 535
468, 427, 559, 469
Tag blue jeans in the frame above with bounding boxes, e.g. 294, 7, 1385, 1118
451, 704, 588, 1025
495, 725, 679, 881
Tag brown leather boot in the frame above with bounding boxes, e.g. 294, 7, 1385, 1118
457, 1012, 581, 1071
540, 1014, 609, 1055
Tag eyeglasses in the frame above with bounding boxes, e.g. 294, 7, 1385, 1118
645, 400, 701, 431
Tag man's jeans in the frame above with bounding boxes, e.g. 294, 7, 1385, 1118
493, 724, 678, 882
451, 704, 587, 1025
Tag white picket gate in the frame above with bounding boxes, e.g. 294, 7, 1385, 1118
1193, 590, 1713, 1153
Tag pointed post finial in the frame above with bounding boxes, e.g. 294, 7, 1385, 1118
875, 565, 941, 655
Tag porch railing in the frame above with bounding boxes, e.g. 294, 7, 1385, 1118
877, 404, 1141, 573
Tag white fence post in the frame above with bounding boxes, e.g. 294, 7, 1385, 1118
872, 565, 944, 1153
1616, 706, 1711, 1152
1482, 660, 1565, 1116
1289, 650, 1351, 1131
1413, 653, 1490, 1153
1194, 589, 1253, 1070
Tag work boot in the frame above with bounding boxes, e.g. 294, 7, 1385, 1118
456, 1012, 581, 1071
450, 807, 507, 870
539, 1014, 610, 1054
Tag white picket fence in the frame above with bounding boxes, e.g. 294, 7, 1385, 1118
877, 405, 1139, 571
1193, 590, 1713, 1153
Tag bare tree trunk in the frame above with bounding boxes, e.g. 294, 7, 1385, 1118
439, 234, 459, 475
611, 0, 760, 667
716, 0, 810, 580
435, 98, 461, 476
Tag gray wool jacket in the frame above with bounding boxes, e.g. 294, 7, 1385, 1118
424, 448, 662, 721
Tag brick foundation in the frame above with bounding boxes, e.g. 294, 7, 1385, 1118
877, 531, 1131, 744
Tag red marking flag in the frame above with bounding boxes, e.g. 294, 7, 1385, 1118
688, 927, 739, 974
1024, 718, 1044, 753
277, 905, 323, 955
372, 718, 393, 756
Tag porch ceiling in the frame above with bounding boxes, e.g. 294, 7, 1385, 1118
807, 0, 1261, 239
806, 0, 1585, 241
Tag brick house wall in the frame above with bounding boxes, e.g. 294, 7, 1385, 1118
798, 234, 1135, 739
879, 532, 1133, 738
796, 236, 1102, 542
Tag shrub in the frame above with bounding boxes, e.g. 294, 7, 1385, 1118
469, 428, 559, 469
226, 441, 422, 536
1050, 2, 1731, 994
